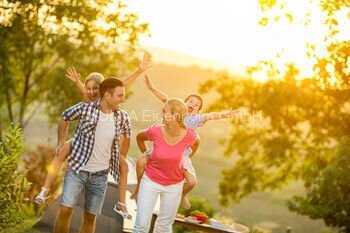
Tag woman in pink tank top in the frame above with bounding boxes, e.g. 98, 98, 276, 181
133, 99, 199, 233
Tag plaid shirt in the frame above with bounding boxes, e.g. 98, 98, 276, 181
61, 100, 131, 182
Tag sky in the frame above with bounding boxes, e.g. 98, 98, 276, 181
124, 0, 349, 77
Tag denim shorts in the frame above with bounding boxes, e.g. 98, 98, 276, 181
60, 168, 108, 215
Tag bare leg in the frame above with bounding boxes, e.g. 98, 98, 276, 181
44, 142, 70, 190
130, 155, 148, 200
35, 142, 70, 204
53, 206, 73, 233
79, 211, 97, 233
118, 156, 129, 212
181, 171, 197, 209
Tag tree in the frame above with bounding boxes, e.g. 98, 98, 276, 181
287, 137, 350, 233
0, 126, 28, 230
0, 0, 148, 129
200, 68, 347, 202
199, 0, 350, 229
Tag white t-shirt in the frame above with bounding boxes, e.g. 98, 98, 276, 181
82, 111, 116, 172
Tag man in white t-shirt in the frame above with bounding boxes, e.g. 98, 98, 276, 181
54, 78, 131, 233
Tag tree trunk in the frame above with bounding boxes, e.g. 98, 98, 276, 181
5, 88, 14, 123
19, 71, 31, 128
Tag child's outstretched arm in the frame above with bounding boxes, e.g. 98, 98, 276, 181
123, 53, 152, 87
65, 67, 88, 101
202, 109, 242, 121
144, 74, 168, 103
185, 109, 244, 129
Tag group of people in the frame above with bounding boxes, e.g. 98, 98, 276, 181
35, 54, 239, 233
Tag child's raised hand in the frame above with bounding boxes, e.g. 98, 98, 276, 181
139, 53, 152, 72
65, 67, 81, 83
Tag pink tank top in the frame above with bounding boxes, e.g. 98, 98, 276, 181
144, 125, 197, 185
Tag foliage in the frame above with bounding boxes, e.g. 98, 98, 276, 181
199, 69, 346, 204
0, 126, 29, 230
199, 0, 349, 231
0, 0, 148, 127
287, 137, 350, 233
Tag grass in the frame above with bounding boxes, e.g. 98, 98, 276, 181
1, 218, 39, 233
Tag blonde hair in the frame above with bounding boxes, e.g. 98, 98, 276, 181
84, 72, 104, 86
165, 98, 187, 128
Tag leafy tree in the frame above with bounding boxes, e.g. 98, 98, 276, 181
0, 0, 148, 129
200, 68, 345, 202
199, 0, 350, 230
0, 126, 28, 230
288, 137, 350, 233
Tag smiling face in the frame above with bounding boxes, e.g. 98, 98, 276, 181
185, 95, 203, 114
85, 79, 100, 101
104, 86, 125, 110
162, 103, 175, 124
84, 72, 104, 101
162, 99, 187, 127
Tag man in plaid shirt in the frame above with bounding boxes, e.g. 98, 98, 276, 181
54, 78, 131, 233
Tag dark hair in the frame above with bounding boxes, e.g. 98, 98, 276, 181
184, 94, 204, 111
99, 78, 124, 97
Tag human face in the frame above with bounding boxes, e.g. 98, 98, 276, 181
162, 104, 177, 124
85, 80, 100, 101
104, 86, 125, 110
185, 96, 202, 114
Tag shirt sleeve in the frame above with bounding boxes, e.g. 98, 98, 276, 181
144, 124, 158, 141
61, 102, 85, 121
121, 112, 132, 138
184, 114, 206, 129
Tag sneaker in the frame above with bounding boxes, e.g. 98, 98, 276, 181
113, 202, 132, 220
34, 188, 49, 205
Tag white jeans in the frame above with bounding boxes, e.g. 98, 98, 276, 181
133, 175, 184, 233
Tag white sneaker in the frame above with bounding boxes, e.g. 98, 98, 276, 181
34, 188, 49, 205
113, 202, 132, 220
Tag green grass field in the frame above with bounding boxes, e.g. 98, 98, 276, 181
23, 63, 335, 233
